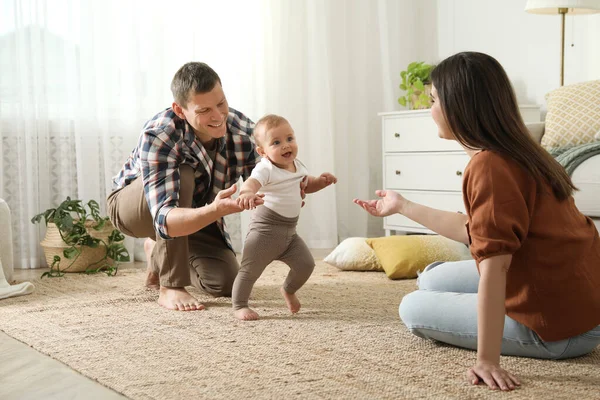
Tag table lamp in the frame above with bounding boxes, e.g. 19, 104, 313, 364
525, 0, 600, 86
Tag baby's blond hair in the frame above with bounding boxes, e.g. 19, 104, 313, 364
254, 114, 290, 146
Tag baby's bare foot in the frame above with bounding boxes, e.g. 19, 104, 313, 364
158, 287, 205, 311
280, 287, 301, 314
144, 238, 159, 290
234, 307, 259, 321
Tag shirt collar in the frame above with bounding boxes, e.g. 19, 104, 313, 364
182, 120, 227, 152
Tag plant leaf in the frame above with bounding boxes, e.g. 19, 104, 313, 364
108, 243, 130, 262
108, 230, 125, 243
64, 246, 80, 259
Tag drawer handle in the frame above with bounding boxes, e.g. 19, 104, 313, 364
395, 170, 401, 175
394, 133, 400, 138
456, 170, 463, 176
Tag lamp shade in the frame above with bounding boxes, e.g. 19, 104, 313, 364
525, 0, 600, 14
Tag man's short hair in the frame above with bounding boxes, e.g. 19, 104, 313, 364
254, 114, 290, 146
171, 62, 221, 108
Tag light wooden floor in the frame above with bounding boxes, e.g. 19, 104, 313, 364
1, 249, 332, 400
1, 264, 141, 400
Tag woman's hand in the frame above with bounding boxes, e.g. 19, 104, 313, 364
467, 361, 521, 391
353, 190, 407, 217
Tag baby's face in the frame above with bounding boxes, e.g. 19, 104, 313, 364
256, 122, 298, 170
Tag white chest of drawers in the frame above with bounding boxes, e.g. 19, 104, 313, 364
380, 106, 541, 235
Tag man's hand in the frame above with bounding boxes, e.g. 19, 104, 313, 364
467, 361, 520, 391
300, 177, 308, 207
353, 190, 407, 217
237, 192, 264, 210
211, 184, 264, 217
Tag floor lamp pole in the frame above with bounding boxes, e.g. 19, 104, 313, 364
559, 7, 568, 86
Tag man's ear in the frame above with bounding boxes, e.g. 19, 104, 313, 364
172, 102, 186, 120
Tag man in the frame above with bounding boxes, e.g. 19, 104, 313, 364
108, 62, 264, 311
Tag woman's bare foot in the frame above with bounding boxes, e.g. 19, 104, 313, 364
158, 287, 205, 311
144, 238, 159, 290
280, 287, 301, 314
234, 307, 260, 321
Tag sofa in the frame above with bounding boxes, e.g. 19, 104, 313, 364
525, 79, 600, 231
527, 122, 600, 231
0, 198, 14, 282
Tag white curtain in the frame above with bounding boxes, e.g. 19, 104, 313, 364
0, 0, 424, 268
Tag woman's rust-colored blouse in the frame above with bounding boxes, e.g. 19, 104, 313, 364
463, 150, 600, 341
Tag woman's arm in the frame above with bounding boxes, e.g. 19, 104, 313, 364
353, 190, 469, 244
467, 254, 521, 391
401, 200, 469, 245
477, 255, 510, 363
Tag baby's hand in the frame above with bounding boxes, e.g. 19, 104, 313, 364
319, 172, 337, 188
237, 192, 262, 210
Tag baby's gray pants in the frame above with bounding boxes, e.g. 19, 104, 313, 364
232, 206, 315, 310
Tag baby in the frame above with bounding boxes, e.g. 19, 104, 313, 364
232, 114, 337, 320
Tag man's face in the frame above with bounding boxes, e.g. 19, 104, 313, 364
256, 122, 298, 170
430, 85, 454, 141
174, 83, 229, 145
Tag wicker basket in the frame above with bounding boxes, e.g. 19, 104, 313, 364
40, 221, 117, 273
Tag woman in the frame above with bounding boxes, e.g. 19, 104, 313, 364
354, 52, 600, 391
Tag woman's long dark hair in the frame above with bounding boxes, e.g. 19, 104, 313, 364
430, 52, 576, 200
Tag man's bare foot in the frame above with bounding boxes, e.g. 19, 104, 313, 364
145, 271, 159, 290
144, 238, 159, 290
280, 287, 301, 314
158, 287, 205, 311
234, 307, 259, 321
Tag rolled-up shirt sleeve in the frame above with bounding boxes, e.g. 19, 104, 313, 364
140, 129, 182, 240
463, 154, 531, 264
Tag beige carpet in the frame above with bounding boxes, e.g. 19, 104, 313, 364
0, 261, 598, 400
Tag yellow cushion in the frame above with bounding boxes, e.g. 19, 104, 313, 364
541, 80, 600, 149
366, 235, 471, 279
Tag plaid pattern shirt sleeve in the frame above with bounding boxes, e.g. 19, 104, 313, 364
112, 107, 259, 246
140, 123, 183, 240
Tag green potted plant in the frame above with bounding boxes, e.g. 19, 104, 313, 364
398, 61, 435, 110
31, 197, 130, 278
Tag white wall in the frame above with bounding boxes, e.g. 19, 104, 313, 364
379, 0, 439, 112
436, 0, 600, 111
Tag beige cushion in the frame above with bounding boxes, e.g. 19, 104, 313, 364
323, 237, 383, 271
541, 80, 600, 149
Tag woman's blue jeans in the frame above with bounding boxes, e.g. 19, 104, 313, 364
399, 260, 600, 359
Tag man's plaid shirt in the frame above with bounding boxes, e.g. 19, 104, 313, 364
112, 107, 258, 248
